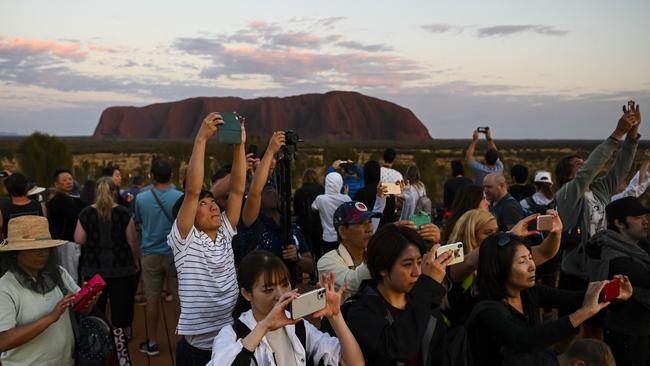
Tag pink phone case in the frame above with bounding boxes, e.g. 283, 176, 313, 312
73, 274, 106, 313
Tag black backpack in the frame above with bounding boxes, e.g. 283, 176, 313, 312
232, 318, 325, 366
523, 196, 556, 216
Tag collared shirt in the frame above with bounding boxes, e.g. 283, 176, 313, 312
317, 244, 371, 301
167, 214, 238, 350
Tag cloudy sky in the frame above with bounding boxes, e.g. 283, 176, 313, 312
1, 0, 649, 138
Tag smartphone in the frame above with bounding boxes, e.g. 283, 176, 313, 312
0, 171, 8, 178
381, 182, 401, 195
477, 126, 489, 134
291, 288, 327, 319
217, 113, 242, 145
536, 215, 553, 231
599, 278, 620, 303
628, 100, 636, 111
435, 242, 464, 265
73, 274, 107, 313
247, 144, 258, 159
409, 212, 432, 230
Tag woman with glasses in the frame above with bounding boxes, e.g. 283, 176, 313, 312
468, 232, 633, 366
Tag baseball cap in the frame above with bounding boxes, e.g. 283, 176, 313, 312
606, 196, 650, 225
534, 171, 553, 184
333, 201, 382, 230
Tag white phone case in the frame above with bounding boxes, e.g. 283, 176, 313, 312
291, 288, 327, 320
435, 242, 464, 265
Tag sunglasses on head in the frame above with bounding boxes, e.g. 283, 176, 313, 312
495, 232, 519, 247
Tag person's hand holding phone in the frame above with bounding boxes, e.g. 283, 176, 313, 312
198, 112, 224, 141
545, 209, 563, 234
239, 114, 247, 145
582, 281, 611, 315
613, 102, 638, 140
509, 213, 540, 237
423, 244, 454, 284
331, 160, 343, 169
485, 127, 492, 139
472, 130, 479, 142
259, 290, 301, 332
611, 275, 633, 302
312, 273, 348, 319
376, 182, 389, 199
418, 223, 441, 244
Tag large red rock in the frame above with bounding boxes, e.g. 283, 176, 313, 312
93, 91, 432, 141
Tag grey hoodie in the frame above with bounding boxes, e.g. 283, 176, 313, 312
558, 134, 639, 278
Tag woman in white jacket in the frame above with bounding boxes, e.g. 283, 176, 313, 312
208, 250, 364, 366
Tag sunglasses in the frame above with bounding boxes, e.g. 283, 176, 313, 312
495, 232, 519, 247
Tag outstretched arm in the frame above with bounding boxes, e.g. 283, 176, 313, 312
176, 113, 223, 239
486, 127, 497, 151
225, 118, 247, 227
241, 132, 285, 227
465, 131, 479, 163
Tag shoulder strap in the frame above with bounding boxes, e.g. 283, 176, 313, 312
150, 189, 173, 223
232, 318, 252, 340
295, 319, 307, 350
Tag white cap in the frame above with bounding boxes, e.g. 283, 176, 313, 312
534, 171, 553, 184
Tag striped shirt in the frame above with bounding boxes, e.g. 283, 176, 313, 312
167, 214, 238, 350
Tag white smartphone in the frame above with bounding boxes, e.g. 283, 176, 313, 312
536, 215, 553, 231
291, 288, 326, 320
381, 182, 402, 195
435, 242, 464, 265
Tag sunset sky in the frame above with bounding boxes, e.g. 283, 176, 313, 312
1, 0, 648, 138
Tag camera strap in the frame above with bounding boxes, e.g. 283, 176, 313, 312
151, 189, 173, 224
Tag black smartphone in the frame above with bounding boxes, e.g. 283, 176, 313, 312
217, 113, 242, 145
477, 126, 489, 134
247, 144, 259, 159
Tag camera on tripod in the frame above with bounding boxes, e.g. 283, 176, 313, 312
284, 130, 302, 146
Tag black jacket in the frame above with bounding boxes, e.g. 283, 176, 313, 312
468, 285, 583, 366
346, 276, 447, 366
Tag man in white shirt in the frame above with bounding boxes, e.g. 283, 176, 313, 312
317, 201, 381, 301
168, 112, 246, 366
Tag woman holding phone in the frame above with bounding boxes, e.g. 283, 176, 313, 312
468, 233, 633, 366
346, 224, 454, 366
208, 250, 364, 366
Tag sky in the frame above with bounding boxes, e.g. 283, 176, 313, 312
1, 0, 649, 139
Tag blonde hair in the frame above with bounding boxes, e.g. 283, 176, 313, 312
94, 176, 117, 221
447, 209, 496, 254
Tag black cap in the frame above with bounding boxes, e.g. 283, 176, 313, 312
606, 196, 650, 225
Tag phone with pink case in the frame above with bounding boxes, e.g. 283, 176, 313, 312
73, 274, 106, 313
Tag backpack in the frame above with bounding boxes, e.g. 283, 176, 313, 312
415, 194, 433, 215
522, 196, 556, 216
326, 284, 475, 366
232, 318, 325, 366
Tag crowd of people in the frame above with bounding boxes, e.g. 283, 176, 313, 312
0, 102, 646, 366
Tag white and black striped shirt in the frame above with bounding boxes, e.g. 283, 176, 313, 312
167, 214, 238, 350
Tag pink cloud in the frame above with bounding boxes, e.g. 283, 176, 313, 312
88, 44, 118, 53
0, 37, 87, 61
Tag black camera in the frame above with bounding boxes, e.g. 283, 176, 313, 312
284, 130, 302, 146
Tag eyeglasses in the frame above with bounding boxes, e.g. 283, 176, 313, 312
495, 232, 518, 247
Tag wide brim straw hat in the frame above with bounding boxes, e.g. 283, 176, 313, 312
27, 185, 46, 196
0, 215, 68, 251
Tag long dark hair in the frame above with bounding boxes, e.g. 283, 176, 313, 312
232, 250, 291, 319
443, 184, 485, 242
555, 155, 580, 188
476, 234, 531, 301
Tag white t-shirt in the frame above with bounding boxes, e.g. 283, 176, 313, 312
380, 166, 403, 184
168, 214, 239, 350
584, 191, 606, 238
0, 267, 80, 366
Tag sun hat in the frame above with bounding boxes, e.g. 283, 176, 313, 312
0, 215, 67, 251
